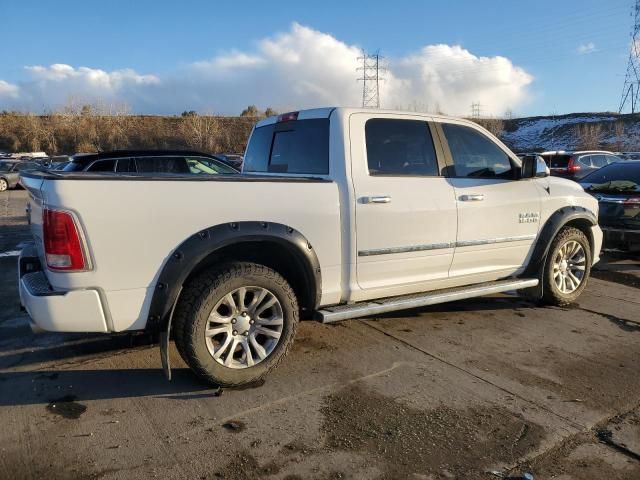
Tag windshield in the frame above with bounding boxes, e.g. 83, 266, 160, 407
186, 156, 237, 174
0, 162, 13, 172
581, 163, 640, 191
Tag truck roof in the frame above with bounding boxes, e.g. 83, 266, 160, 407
69, 150, 221, 165
255, 107, 477, 129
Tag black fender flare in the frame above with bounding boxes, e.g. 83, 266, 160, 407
522, 206, 597, 279
147, 221, 322, 333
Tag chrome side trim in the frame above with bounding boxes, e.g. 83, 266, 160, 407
358, 235, 536, 257
358, 243, 454, 257
455, 234, 536, 248
317, 278, 539, 323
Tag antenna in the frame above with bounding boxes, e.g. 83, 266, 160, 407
357, 50, 385, 108
619, 0, 640, 113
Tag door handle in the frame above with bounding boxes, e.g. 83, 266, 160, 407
459, 194, 484, 202
362, 195, 392, 204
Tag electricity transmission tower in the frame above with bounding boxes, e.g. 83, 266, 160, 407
619, 0, 640, 113
471, 102, 482, 118
357, 51, 385, 108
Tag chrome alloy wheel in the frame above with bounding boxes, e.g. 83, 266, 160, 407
204, 286, 283, 369
552, 240, 586, 294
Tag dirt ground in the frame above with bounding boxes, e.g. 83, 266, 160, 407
1, 189, 639, 480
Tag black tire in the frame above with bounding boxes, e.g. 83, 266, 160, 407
0, 178, 8, 192
172, 262, 299, 386
541, 226, 592, 306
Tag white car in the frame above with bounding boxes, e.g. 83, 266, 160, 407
18, 107, 602, 386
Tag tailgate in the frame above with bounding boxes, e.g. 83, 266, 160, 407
20, 173, 46, 262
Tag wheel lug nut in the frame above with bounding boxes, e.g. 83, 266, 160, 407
232, 330, 238, 336
249, 320, 255, 325
231, 319, 236, 324
243, 331, 249, 336
242, 312, 247, 317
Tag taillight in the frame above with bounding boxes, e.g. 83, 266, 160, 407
43, 208, 86, 271
567, 157, 581, 174
277, 111, 298, 122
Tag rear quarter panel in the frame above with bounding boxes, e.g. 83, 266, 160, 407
39, 178, 342, 331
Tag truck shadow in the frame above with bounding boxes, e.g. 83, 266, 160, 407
0, 368, 214, 406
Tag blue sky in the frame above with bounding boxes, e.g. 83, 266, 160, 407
0, 0, 634, 116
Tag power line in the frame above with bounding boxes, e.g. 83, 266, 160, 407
357, 50, 386, 108
619, 0, 640, 113
470, 102, 481, 118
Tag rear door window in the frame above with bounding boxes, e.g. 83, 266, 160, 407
115, 158, 135, 173
591, 155, 607, 168
135, 156, 191, 174
365, 119, 439, 176
87, 159, 116, 172
186, 156, 237, 174
14, 162, 37, 171
243, 119, 329, 175
577, 156, 593, 168
442, 123, 514, 179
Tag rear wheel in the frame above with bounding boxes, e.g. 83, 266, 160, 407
0, 178, 8, 192
542, 226, 591, 306
173, 262, 299, 386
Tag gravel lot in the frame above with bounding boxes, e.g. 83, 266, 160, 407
1, 189, 639, 480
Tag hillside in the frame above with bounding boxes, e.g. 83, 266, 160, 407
499, 112, 640, 153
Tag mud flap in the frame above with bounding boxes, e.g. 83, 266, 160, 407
159, 287, 182, 381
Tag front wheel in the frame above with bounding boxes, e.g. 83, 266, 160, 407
542, 226, 591, 306
173, 262, 299, 386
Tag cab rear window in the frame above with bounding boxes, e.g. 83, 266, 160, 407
243, 119, 329, 175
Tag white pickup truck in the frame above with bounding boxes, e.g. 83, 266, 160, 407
19, 107, 602, 386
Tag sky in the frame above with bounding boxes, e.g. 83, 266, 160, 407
0, 0, 635, 117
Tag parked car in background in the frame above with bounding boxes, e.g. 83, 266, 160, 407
540, 150, 622, 181
620, 152, 640, 161
50, 161, 70, 171
0, 160, 39, 191
580, 161, 640, 253
61, 150, 239, 174
217, 153, 244, 170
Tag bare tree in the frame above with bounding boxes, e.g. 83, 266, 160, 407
575, 123, 603, 150
179, 113, 221, 152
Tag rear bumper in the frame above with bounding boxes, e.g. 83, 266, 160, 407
18, 245, 109, 333
601, 227, 640, 252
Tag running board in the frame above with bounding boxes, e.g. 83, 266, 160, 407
316, 278, 539, 323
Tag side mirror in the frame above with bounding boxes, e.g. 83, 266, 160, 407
520, 156, 549, 179
535, 156, 550, 178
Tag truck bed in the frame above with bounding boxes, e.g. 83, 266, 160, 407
20, 170, 342, 332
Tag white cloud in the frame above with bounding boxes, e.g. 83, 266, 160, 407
577, 42, 596, 55
0, 80, 19, 99
386, 44, 532, 115
0, 23, 532, 116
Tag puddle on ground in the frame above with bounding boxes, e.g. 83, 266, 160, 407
212, 451, 279, 479
222, 420, 247, 432
46, 395, 87, 419
321, 384, 544, 479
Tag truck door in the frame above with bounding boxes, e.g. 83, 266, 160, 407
350, 113, 458, 292
437, 121, 541, 278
